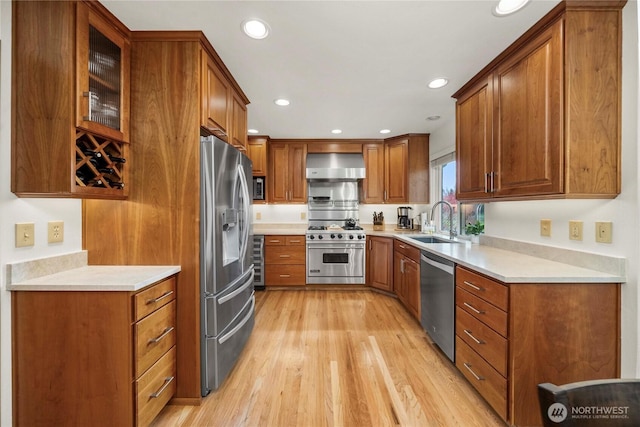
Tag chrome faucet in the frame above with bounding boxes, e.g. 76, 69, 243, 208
431, 200, 456, 240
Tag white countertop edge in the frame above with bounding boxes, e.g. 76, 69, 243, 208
7, 265, 181, 292
393, 234, 625, 284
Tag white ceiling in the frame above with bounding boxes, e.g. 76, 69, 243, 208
102, 0, 561, 139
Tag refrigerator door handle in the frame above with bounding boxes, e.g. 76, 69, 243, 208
237, 163, 251, 266
219, 295, 255, 345
218, 269, 255, 305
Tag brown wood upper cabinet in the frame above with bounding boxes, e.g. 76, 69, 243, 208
200, 49, 249, 151
454, 2, 624, 201
12, 1, 131, 199
268, 142, 307, 203
248, 136, 268, 176
361, 134, 429, 204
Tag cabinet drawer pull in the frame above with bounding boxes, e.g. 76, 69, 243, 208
463, 329, 484, 345
289, 240, 301, 243
463, 302, 484, 315
398, 244, 406, 249
269, 240, 281, 243
148, 326, 174, 344
150, 376, 175, 398
279, 254, 291, 258
279, 274, 291, 278
146, 290, 174, 305
463, 363, 484, 381
463, 280, 482, 291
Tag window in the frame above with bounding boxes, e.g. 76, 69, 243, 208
431, 153, 484, 237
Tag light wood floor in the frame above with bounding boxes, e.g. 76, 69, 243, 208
151, 289, 506, 427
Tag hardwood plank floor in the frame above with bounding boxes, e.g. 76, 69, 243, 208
151, 290, 506, 427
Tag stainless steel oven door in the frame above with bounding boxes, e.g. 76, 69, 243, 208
306, 243, 365, 284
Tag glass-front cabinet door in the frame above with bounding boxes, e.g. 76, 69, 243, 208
76, 2, 130, 143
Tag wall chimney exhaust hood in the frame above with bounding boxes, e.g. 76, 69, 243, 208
306, 153, 366, 180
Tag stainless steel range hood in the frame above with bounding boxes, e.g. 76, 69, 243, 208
306, 153, 366, 180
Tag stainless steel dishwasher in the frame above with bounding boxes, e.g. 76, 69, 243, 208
420, 251, 455, 362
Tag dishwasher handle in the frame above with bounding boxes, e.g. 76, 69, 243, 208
421, 253, 455, 275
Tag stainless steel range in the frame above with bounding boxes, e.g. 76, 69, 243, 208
306, 225, 366, 284
305, 175, 366, 284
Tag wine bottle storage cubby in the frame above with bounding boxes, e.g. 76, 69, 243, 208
75, 130, 127, 192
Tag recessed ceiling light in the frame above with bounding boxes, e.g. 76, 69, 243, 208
242, 19, 270, 39
331, 129, 342, 134
426, 115, 441, 121
493, 0, 530, 17
379, 129, 391, 134
248, 129, 259, 134
274, 99, 290, 106
428, 78, 449, 89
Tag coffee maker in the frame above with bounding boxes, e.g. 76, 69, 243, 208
397, 206, 413, 229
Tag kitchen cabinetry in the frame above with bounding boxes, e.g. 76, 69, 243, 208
12, 0, 130, 199
393, 239, 420, 320
366, 236, 394, 292
265, 235, 306, 286
84, 31, 249, 402
248, 136, 268, 176
454, 2, 624, 201
361, 135, 429, 204
12, 275, 177, 427
268, 142, 307, 203
200, 49, 248, 152
455, 266, 620, 426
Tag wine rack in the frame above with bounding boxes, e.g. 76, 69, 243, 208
75, 130, 128, 197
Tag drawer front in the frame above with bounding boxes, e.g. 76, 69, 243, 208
265, 264, 306, 286
456, 337, 507, 421
134, 276, 176, 322
285, 235, 305, 246
265, 235, 286, 245
135, 300, 177, 378
136, 346, 176, 427
394, 239, 420, 261
456, 306, 508, 377
265, 246, 306, 264
456, 287, 508, 337
456, 267, 508, 311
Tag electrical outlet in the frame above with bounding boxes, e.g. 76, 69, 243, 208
569, 220, 583, 241
595, 221, 613, 243
301, 212, 306, 220
48, 221, 64, 243
540, 219, 552, 237
15, 223, 35, 247
256, 212, 262, 220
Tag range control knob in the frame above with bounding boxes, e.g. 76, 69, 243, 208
330, 234, 336, 239
349, 235, 354, 240
309, 235, 315, 240
318, 235, 323, 240
358, 234, 365, 239
338, 234, 343, 239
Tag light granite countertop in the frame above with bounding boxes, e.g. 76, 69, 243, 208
253, 224, 626, 284
7, 252, 180, 291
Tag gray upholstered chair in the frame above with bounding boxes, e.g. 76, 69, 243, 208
538, 379, 640, 427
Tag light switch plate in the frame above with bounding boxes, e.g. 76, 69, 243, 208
48, 221, 64, 243
596, 221, 612, 243
540, 219, 552, 237
16, 223, 35, 247
569, 220, 583, 241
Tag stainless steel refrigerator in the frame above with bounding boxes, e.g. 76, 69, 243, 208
200, 136, 255, 396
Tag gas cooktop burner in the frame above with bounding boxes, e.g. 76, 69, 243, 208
342, 226, 363, 231
308, 225, 327, 231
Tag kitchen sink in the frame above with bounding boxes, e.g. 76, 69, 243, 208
408, 236, 459, 244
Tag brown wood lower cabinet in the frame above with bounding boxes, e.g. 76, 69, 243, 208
393, 239, 420, 320
264, 235, 306, 286
366, 236, 393, 292
12, 275, 177, 427
455, 266, 620, 426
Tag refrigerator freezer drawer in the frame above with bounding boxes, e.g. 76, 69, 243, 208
204, 268, 254, 336
203, 294, 255, 395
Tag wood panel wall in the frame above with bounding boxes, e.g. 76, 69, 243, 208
83, 38, 203, 402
